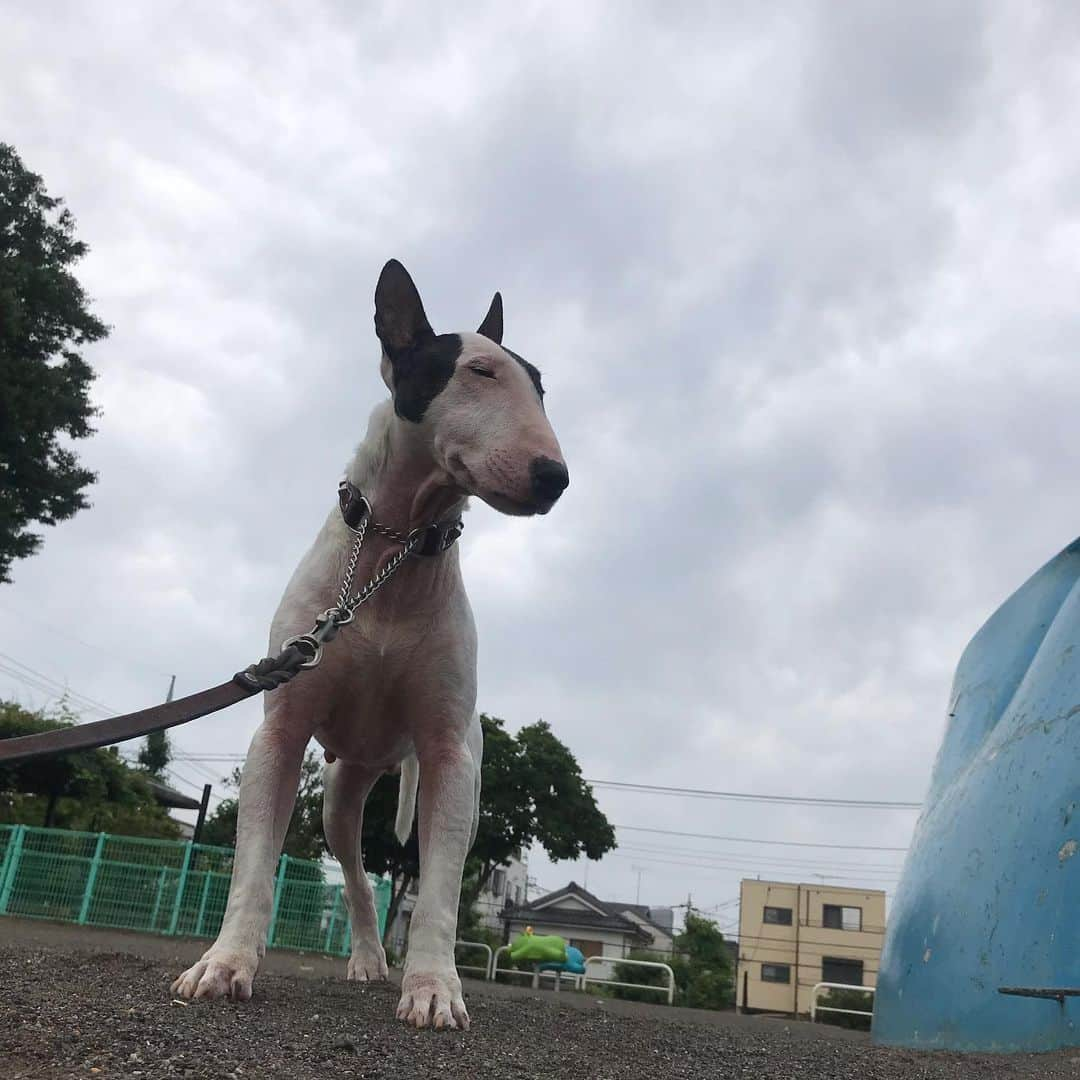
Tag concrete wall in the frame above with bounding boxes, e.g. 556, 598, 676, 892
736, 880, 886, 1016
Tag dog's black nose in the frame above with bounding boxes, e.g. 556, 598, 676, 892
530, 457, 569, 504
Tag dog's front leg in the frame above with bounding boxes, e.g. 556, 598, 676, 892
396, 736, 476, 1030
172, 712, 309, 1001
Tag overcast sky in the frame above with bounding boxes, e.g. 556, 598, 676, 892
4, 1, 1080, 934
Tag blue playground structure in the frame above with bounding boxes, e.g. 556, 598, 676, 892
874, 537, 1080, 1051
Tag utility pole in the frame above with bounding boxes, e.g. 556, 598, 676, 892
166, 675, 176, 703
631, 864, 646, 905
192, 784, 212, 844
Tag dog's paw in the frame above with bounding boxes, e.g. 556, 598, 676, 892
396, 969, 469, 1030
347, 941, 389, 982
171, 947, 258, 1002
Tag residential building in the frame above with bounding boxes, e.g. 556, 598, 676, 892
474, 852, 529, 933
502, 881, 675, 975
736, 879, 886, 1016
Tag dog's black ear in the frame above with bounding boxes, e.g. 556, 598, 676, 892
477, 292, 503, 344
374, 260, 434, 354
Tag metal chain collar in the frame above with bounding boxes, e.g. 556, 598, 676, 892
278, 511, 423, 673
235, 486, 463, 693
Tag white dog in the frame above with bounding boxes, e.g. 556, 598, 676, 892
172, 260, 568, 1029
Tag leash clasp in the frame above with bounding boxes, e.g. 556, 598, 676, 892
280, 608, 347, 669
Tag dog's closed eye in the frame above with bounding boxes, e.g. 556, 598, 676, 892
468, 361, 497, 380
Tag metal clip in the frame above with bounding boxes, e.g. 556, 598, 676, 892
280, 609, 346, 670
280, 633, 323, 669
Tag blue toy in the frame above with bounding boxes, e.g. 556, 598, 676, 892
538, 945, 586, 977
875, 537, 1080, 1052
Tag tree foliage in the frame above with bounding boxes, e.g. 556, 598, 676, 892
668, 912, 735, 1010
0, 142, 106, 583
471, 715, 616, 891
817, 987, 872, 1031
199, 750, 327, 863
199, 714, 615, 945
0, 700, 179, 837
612, 948, 672, 1003
613, 913, 735, 1010
137, 729, 171, 777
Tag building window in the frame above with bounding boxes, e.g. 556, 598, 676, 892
763, 906, 793, 926
491, 869, 506, 897
569, 939, 604, 958
514, 885, 522, 906
761, 963, 791, 983
822, 957, 864, 986
822, 905, 862, 931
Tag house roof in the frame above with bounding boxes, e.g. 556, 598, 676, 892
502, 881, 654, 943
145, 777, 202, 811
606, 902, 673, 941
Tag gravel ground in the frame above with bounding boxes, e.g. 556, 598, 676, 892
2, 919, 1080, 1078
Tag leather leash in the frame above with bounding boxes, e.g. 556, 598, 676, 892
0, 483, 463, 765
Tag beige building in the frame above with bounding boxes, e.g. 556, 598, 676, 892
736, 879, 886, 1016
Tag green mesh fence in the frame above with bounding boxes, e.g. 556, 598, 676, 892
0, 824, 390, 955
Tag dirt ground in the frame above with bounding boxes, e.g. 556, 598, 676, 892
2, 919, 1080, 1079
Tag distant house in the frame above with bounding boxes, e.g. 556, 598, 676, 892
502, 881, 675, 967
474, 851, 528, 932
145, 777, 203, 839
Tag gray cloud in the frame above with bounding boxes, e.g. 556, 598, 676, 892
3, 1, 1079, 916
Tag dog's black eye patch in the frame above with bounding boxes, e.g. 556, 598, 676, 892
389, 333, 462, 422
503, 346, 545, 399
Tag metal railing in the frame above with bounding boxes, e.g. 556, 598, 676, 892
810, 982, 876, 1022
582, 955, 676, 1004
491, 943, 533, 983
0, 824, 390, 956
454, 939, 494, 979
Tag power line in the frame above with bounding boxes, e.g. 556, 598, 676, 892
0, 657, 117, 718
588, 778, 920, 810
615, 843, 903, 873
164, 767, 225, 805
0, 651, 121, 716
0, 605, 174, 679
606, 851, 901, 883
173, 755, 246, 768
615, 824, 909, 853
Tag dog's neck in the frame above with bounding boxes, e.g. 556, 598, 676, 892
345, 400, 467, 534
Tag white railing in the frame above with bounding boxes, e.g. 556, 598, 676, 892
454, 940, 494, 980
491, 944, 528, 983
582, 955, 675, 1005
809, 982, 875, 1022
490, 945, 585, 990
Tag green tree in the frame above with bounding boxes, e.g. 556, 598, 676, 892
470, 715, 615, 894
199, 750, 327, 862
197, 716, 616, 948
0, 142, 106, 583
137, 729, 171, 777
612, 948, 671, 1003
817, 986, 872, 1031
668, 912, 735, 1010
0, 700, 179, 837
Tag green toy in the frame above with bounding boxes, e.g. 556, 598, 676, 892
508, 930, 568, 965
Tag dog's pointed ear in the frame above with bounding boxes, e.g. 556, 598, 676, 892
374, 260, 433, 354
477, 292, 503, 344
